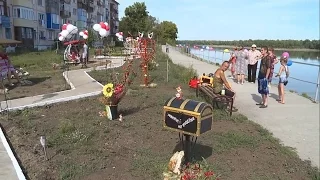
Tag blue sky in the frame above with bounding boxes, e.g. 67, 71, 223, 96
117, 0, 319, 40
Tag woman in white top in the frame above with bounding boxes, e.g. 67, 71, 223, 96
275, 56, 289, 104
82, 43, 88, 68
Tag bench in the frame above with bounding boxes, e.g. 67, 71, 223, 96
196, 84, 235, 116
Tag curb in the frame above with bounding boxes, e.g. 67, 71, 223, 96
0, 126, 26, 180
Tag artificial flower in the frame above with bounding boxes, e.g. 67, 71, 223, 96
103, 83, 114, 97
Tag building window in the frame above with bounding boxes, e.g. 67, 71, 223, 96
13, 7, 35, 20
73, 8, 76, 15
5, 28, 11, 39
38, 0, 43, 6
38, 13, 45, 20
48, 31, 54, 40
26, 28, 33, 39
39, 30, 44, 39
21, 28, 26, 38
0, 5, 4, 16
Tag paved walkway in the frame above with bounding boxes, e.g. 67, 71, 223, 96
163, 46, 320, 168
0, 58, 125, 180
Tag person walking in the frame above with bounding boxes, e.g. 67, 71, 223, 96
234, 46, 248, 84
247, 44, 261, 83
81, 42, 88, 68
256, 46, 272, 108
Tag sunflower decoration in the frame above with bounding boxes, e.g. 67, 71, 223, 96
103, 83, 114, 98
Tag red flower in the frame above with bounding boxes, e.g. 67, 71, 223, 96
204, 171, 214, 177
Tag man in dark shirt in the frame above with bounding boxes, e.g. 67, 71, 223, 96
257, 46, 272, 108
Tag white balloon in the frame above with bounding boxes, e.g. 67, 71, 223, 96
79, 31, 84, 36
99, 28, 108, 37
83, 35, 88, 39
93, 24, 101, 32
66, 24, 75, 32
104, 22, 109, 27
118, 36, 123, 41
61, 30, 69, 37
58, 36, 65, 41
115, 32, 119, 37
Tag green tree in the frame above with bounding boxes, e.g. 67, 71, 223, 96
158, 21, 178, 45
119, 2, 149, 37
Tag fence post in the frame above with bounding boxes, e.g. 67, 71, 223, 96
315, 66, 320, 102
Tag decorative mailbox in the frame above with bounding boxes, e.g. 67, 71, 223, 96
200, 75, 213, 86
163, 97, 213, 136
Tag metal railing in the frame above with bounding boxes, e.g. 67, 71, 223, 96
174, 46, 320, 102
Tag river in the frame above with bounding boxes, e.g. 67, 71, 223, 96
187, 47, 320, 101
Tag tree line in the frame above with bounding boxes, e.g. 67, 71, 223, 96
177, 39, 320, 50
119, 2, 178, 45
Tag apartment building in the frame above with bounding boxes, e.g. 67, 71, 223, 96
0, 0, 13, 41
11, 0, 38, 47
0, 0, 120, 48
109, 0, 119, 35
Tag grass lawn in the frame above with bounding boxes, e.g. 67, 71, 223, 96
0, 48, 318, 180
1, 51, 70, 101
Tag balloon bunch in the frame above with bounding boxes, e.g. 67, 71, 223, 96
58, 24, 78, 41
92, 22, 110, 38
115, 32, 123, 41
79, 30, 89, 39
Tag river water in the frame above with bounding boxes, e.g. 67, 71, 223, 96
188, 47, 320, 101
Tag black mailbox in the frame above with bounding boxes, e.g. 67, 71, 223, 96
163, 97, 213, 136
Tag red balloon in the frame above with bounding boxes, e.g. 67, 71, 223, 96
105, 25, 110, 31
84, 31, 88, 36
119, 32, 123, 36
99, 22, 106, 29
62, 24, 68, 30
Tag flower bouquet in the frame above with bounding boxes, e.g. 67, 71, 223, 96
99, 83, 126, 120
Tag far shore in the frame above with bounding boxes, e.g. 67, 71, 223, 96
193, 45, 320, 52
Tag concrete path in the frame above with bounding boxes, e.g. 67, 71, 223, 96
163, 46, 320, 168
0, 58, 125, 180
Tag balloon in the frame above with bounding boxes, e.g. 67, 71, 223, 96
62, 24, 67, 30
99, 28, 108, 37
206, 46, 209, 50
116, 32, 119, 37
58, 36, 65, 41
83, 35, 88, 39
104, 22, 108, 27
61, 30, 69, 37
79, 31, 84, 36
282, 52, 290, 59
66, 24, 75, 32
118, 36, 123, 41
287, 60, 293, 66
93, 24, 101, 31
119, 32, 123, 36
84, 30, 88, 35
223, 49, 230, 53
105, 25, 110, 31
100, 22, 106, 29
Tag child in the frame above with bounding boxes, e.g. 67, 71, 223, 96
275, 56, 289, 104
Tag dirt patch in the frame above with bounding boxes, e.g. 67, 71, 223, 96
0, 49, 318, 180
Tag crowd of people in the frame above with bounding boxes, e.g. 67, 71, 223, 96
212, 44, 290, 108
